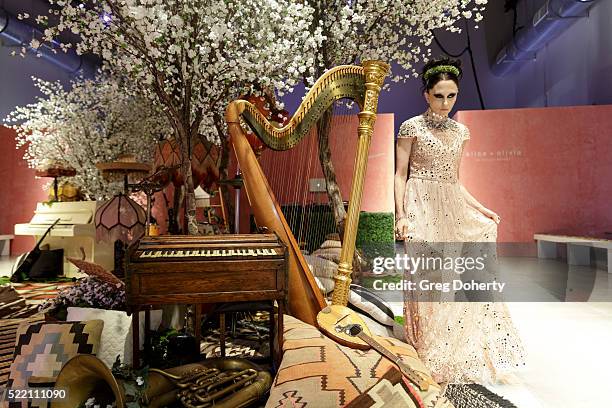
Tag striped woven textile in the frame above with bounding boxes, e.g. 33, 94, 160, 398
0, 282, 71, 389
0, 314, 44, 389
0, 282, 74, 320
12, 281, 74, 304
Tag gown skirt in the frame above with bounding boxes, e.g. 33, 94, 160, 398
402, 176, 525, 384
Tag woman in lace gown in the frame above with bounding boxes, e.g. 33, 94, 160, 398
394, 58, 525, 384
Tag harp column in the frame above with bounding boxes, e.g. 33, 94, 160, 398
331, 60, 390, 306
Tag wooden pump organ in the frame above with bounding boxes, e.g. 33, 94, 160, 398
225, 61, 390, 345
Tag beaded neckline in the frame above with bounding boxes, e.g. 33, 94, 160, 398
422, 109, 454, 131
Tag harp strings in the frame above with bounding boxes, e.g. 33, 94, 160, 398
257, 100, 360, 256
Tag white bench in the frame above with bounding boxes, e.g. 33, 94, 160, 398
534, 233, 612, 274
0, 235, 14, 256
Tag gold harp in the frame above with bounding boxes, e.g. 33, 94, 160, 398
225, 61, 389, 334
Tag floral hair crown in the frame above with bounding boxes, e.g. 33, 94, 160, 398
423, 65, 461, 81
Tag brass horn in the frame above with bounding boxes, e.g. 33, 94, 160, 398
51, 355, 123, 408
52, 355, 272, 408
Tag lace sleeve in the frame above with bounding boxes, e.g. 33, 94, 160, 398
398, 120, 417, 139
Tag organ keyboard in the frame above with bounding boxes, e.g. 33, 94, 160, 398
126, 233, 288, 366
137, 247, 279, 259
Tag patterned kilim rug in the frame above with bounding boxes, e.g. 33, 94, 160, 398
0, 313, 517, 407
0, 282, 71, 388
200, 327, 518, 408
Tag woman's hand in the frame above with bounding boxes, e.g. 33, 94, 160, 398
395, 217, 410, 239
481, 208, 501, 224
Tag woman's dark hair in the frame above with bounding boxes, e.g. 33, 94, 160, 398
420, 58, 463, 92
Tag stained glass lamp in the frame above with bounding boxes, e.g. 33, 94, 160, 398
95, 155, 151, 245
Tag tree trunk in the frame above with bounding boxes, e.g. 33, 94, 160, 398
181, 156, 198, 235
168, 185, 182, 234
317, 106, 347, 238
174, 126, 198, 235
214, 115, 234, 233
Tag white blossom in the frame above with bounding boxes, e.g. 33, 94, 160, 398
305, 0, 488, 83
33, 0, 323, 146
4, 71, 169, 200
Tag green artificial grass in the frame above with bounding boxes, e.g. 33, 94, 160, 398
356, 212, 395, 260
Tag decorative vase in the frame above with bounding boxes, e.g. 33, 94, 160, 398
153, 137, 183, 187
191, 136, 221, 193
47, 181, 83, 202
154, 136, 221, 192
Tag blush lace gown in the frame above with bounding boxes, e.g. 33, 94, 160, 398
398, 110, 525, 384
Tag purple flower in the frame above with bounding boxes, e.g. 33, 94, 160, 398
38, 276, 126, 313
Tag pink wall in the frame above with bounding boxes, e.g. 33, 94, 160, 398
0, 126, 47, 254
5, 105, 609, 254
456, 105, 612, 245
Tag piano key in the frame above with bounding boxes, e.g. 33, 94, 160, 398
134, 245, 282, 259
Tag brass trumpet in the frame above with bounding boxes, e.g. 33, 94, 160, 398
52, 355, 272, 408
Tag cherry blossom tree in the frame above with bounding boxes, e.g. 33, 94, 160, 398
31, 0, 324, 233
301, 0, 488, 235
4, 73, 169, 200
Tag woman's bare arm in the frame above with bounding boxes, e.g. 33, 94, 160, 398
395, 137, 414, 220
